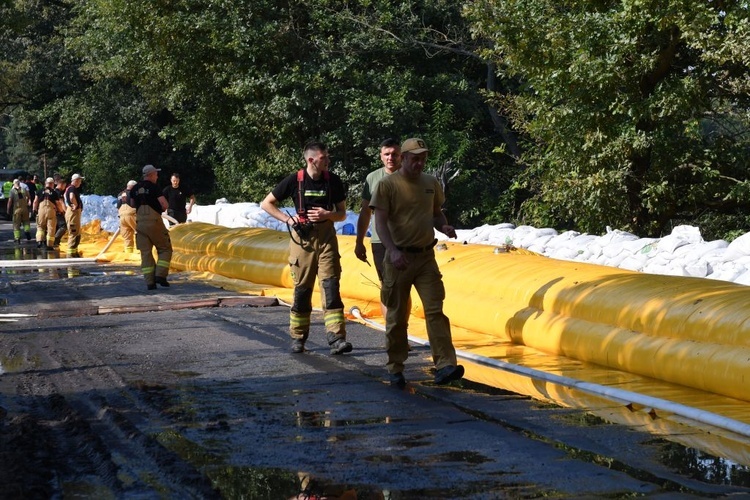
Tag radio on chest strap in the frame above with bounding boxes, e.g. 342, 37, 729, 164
296, 169, 331, 222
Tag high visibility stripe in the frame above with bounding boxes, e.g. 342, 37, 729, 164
290, 314, 311, 327
156, 259, 170, 269
324, 311, 344, 328
142, 266, 155, 274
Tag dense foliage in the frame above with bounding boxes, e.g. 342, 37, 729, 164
2, 0, 750, 239
466, 0, 750, 238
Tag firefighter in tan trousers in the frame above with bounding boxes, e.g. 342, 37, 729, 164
117, 180, 137, 252
33, 177, 65, 249
64, 173, 85, 253
260, 141, 352, 355
7, 179, 31, 244
129, 165, 172, 290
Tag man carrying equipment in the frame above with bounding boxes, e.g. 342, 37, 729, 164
261, 141, 352, 356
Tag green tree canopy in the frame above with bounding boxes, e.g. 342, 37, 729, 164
67, 0, 512, 221
466, 0, 750, 238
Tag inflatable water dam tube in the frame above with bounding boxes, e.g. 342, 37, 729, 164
169, 222, 750, 405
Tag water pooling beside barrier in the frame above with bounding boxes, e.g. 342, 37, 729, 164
4, 221, 750, 473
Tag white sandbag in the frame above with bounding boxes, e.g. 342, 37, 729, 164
683, 259, 709, 278
732, 269, 750, 286
547, 247, 582, 261
517, 229, 555, 248
189, 204, 220, 225
723, 232, 750, 260
545, 230, 582, 251
656, 234, 689, 254
707, 261, 746, 283
619, 238, 658, 255
669, 224, 705, 243
526, 234, 555, 253
618, 253, 650, 272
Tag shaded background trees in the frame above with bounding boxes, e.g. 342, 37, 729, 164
2, 0, 750, 239
466, 0, 750, 239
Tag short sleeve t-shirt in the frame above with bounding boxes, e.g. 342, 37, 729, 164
131, 180, 164, 214
37, 187, 61, 206
162, 185, 193, 213
361, 167, 392, 243
369, 172, 445, 248
272, 170, 346, 217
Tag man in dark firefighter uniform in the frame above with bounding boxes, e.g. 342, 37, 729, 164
129, 165, 172, 290
33, 177, 65, 249
260, 141, 352, 355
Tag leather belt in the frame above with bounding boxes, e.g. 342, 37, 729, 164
396, 239, 438, 253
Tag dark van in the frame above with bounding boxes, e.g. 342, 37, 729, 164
0, 169, 32, 220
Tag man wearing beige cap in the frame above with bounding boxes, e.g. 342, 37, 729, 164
33, 177, 65, 250
369, 137, 464, 389
129, 165, 172, 290
64, 173, 85, 253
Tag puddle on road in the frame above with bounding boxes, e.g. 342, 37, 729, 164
155, 427, 503, 499
464, 379, 750, 488
207, 465, 499, 500
0, 244, 138, 279
0, 245, 91, 278
295, 410, 395, 428
2, 246, 70, 261
652, 439, 750, 487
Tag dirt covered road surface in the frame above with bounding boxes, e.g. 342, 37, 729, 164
1, 221, 749, 499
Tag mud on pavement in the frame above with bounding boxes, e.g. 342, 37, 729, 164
2, 243, 750, 497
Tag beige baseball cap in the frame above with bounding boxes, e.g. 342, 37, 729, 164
401, 138, 429, 154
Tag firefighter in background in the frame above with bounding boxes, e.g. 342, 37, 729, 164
117, 180, 138, 253
64, 173, 85, 254
7, 179, 31, 244
33, 177, 65, 250
260, 141, 352, 356
52, 176, 68, 248
129, 165, 172, 290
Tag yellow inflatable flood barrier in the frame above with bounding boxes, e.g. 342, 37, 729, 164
169, 222, 750, 405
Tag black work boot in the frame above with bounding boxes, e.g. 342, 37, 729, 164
291, 339, 305, 353
327, 332, 352, 355
434, 365, 465, 385
389, 372, 406, 389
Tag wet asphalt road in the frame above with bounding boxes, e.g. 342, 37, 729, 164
1, 220, 749, 499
